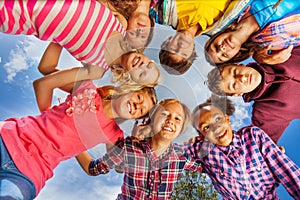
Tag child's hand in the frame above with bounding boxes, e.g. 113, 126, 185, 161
253, 45, 293, 65
131, 119, 151, 141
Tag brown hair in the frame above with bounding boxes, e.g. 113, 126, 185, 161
192, 95, 235, 135
159, 36, 197, 75
206, 64, 227, 96
204, 20, 259, 66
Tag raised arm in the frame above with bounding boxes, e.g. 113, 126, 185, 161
76, 151, 94, 175
38, 42, 62, 76
76, 138, 126, 176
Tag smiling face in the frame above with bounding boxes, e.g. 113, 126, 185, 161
220, 64, 262, 96
125, 12, 151, 49
120, 52, 160, 85
207, 32, 242, 64
112, 90, 155, 119
167, 32, 195, 62
152, 102, 185, 142
194, 105, 233, 146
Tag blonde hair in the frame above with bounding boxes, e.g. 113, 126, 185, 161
97, 85, 157, 105
110, 50, 160, 88
149, 99, 191, 135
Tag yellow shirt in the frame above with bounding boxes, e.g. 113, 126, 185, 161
176, 0, 231, 35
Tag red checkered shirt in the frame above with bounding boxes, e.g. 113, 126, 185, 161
89, 137, 202, 200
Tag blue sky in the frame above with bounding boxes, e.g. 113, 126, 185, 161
0, 24, 299, 199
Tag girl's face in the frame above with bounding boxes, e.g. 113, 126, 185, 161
121, 52, 160, 85
221, 64, 262, 96
112, 90, 155, 119
207, 32, 242, 64
126, 12, 151, 49
167, 31, 194, 62
195, 105, 233, 146
152, 102, 185, 142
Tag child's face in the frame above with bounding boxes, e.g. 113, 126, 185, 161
126, 12, 151, 49
167, 32, 194, 61
112, 90, 155, 119
152, 102, 185, 142
220, 64, 262, 96
120, 52, 160, 85
207, 32, 242, 64
194, 105, 233, 146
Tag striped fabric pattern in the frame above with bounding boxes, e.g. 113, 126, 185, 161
0, 0, 126, 69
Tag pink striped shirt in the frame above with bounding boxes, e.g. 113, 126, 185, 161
0, 0, 126, 70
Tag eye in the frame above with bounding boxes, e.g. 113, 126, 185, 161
222, 53, 228, 58
203, 125, 210, 131
175, 117, 182, 121
215, 116, 222, 122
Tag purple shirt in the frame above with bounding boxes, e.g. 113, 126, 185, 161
186, 126, 300, 200
89, 137, 202, 200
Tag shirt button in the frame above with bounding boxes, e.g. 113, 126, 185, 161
220, 173, 225, 177
246, 190, 250, 195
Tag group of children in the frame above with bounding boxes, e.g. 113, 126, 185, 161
1, 0, 300, 199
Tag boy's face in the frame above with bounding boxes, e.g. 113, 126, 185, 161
194, 105, 233, 146
167, 32, 194, 61
153, 102, 185, 142
221, 64, 262, 96
207, 31, 242, 64
126, 12, 151, 49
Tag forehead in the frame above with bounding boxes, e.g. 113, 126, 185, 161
196, 106, 223, 123
157, 102, 183, 113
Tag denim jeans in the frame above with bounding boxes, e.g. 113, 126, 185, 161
0, 136, 36, 200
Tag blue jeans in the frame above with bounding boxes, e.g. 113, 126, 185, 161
0, 136, 36, 200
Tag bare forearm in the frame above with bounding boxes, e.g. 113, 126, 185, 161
76, 151, 93, 175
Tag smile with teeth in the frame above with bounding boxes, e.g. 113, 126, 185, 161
162, 125, 173, 132
132, 56, 140, 67
127, 102, 133, 114
215, 130, 227, 140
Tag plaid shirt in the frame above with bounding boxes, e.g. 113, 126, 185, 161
89, 137, 202, 200
186, 126, 300, 200
251, 14, 300, 50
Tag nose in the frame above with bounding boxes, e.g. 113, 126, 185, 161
166, 117, 174, 125
212, 123, 222, 133
236, 74, 247, 83
219, 44, 226, 52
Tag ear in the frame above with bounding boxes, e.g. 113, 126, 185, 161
224, 114, 231, 123
232, 93, 243, 97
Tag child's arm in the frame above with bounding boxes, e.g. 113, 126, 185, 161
38, 42, 62, 76
76, 138, 126, 176
75, 151, 94, 175
253, 45, 293, 65
33, 67, 91, 111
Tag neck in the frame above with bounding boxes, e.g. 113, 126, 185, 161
104, 32, 128, 66
150, 135, 171, 157
101, 98, 114, 119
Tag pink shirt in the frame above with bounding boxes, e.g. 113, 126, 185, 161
0, 0, 126, 70
0, 80, 123, 195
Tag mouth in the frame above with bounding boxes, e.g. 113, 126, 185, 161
224, 39, 233, 49
132, 56, 141, 67
162, 125, 174, 132
127, 101, 132, 114
216, 130, 227, 140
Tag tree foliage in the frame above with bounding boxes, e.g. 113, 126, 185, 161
171, 170, 220, 200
